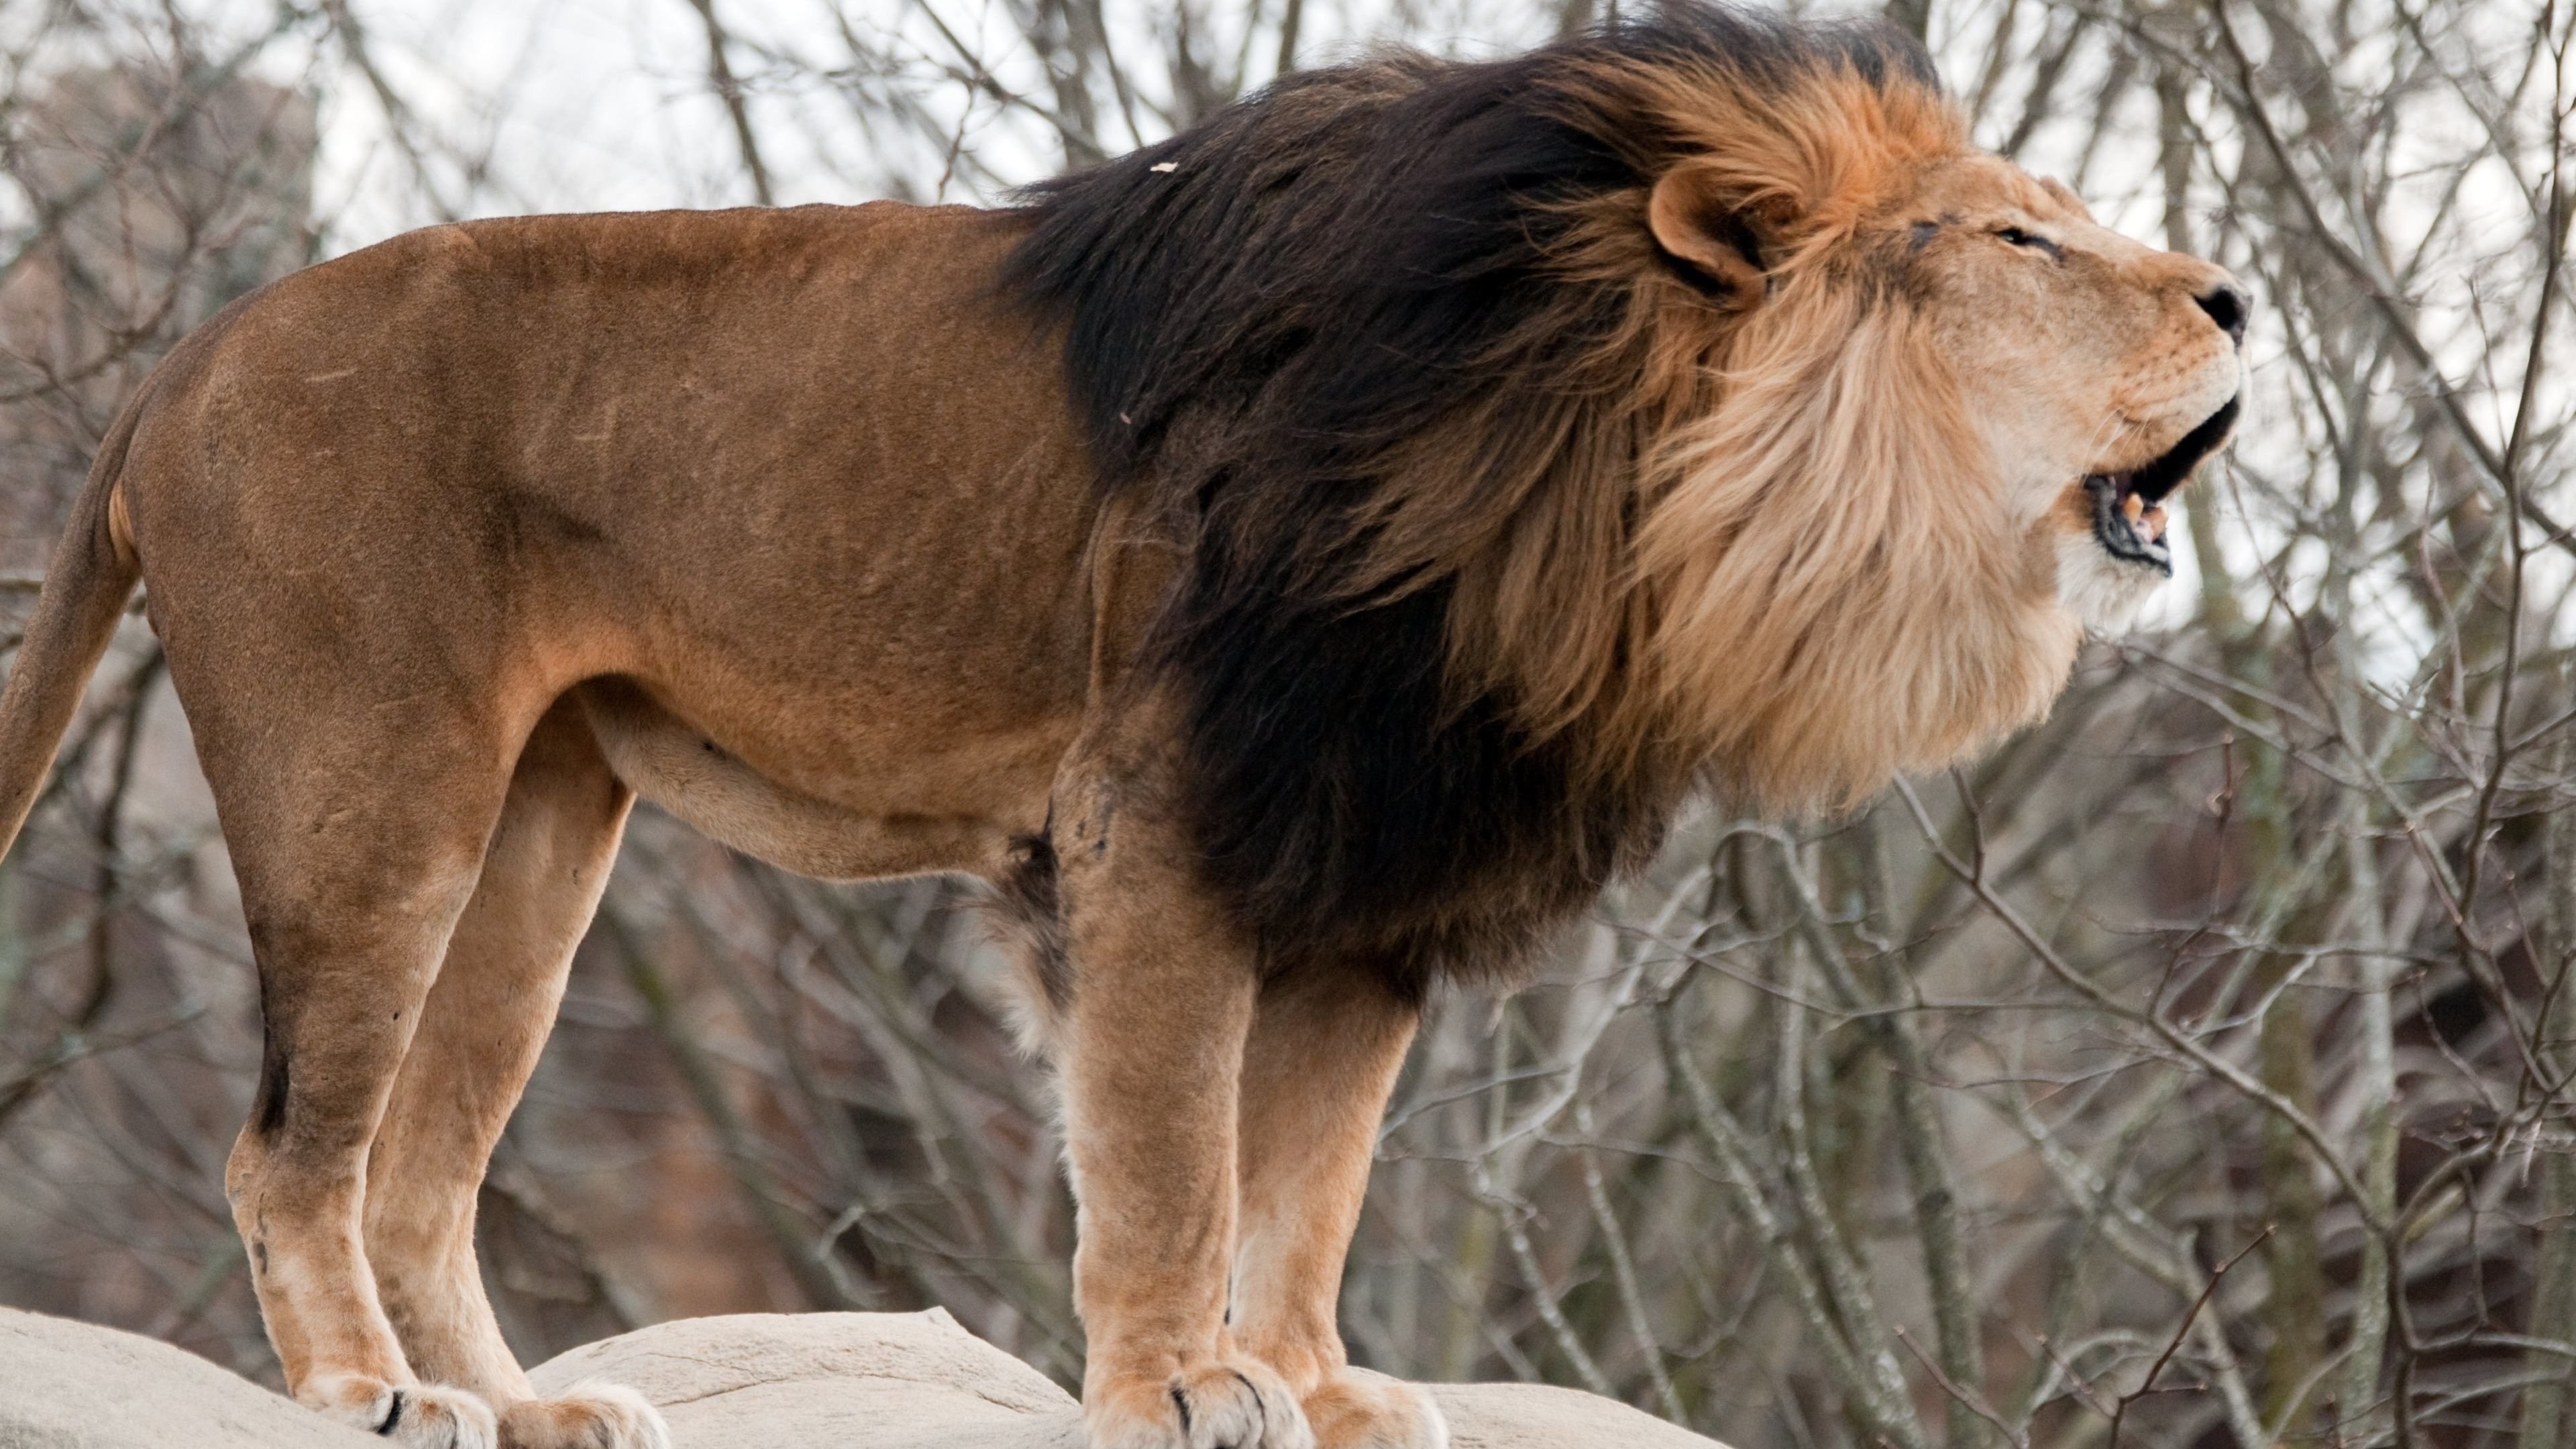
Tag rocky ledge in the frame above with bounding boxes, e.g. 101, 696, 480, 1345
0, 1305, 1729, 1448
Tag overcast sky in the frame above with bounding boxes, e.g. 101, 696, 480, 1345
161, 0, 2169, 248
269, 0, 1565, 244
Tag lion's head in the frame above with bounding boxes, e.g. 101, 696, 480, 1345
1009, 2, 2245, 980
1623, 44, 2247, 809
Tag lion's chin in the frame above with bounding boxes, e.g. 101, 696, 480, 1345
2055, 530, 2173, 634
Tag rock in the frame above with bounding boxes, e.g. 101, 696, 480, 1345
527, 1309, 1080, 1448
0, 1304, 1731, 1449
1436, 1383, 1729, 1449
0, 1307, 371, 1448
530, 1311, 1731, 1449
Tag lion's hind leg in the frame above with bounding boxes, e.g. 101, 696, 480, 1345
1234, 966, 1447, 1449
363, 697, 669, 1449
209, 697, 525, 1449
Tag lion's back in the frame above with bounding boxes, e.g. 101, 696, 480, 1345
110, 196, 1102, 751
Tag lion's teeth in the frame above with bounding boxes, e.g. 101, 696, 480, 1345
2121, 492, 2145, 525
2139, 504, 2167, 542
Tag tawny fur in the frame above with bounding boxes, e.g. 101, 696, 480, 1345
0, 7, 2240, 1449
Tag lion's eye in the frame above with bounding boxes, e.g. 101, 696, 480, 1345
1996, 226, 2059, 256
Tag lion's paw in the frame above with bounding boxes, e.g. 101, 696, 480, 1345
496, 1381, 671, 1449
1304, 1369, 1448, 1449
1086, 1354, 1316, 1449
301, 1373, 498, 1449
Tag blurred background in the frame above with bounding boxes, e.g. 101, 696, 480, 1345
1, 1, 2570, 1448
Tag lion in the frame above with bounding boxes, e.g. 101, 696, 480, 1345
0, 5, 2243, 1448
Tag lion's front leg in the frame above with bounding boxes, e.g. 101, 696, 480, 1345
1055, 783, 1312, 1449
1232, 967, 1446, 1449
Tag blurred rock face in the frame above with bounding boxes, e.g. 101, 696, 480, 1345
0, 63, 314, 571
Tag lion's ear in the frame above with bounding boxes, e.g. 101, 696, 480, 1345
1648, 164, 1787, 308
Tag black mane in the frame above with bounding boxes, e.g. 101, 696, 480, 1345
1003, 3, 1938, 989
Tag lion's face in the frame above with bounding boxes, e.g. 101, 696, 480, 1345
1892, 155, 2247, 631
1634, 118, 2247, 807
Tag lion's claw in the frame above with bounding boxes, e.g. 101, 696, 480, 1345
1088, 1355, 1315, 1449
301, 1373, 498, 1449
498, 1381, 672, 1449
1304, 1369, 1448, 1449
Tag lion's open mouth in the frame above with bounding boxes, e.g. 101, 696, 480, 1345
2086, 395, 2240, 574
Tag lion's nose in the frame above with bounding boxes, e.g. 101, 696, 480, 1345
2195, 284, 2250, 346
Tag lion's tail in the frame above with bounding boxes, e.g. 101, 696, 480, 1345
0, 413, 145, 863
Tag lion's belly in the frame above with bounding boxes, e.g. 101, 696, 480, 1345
573, 676, 1051, 879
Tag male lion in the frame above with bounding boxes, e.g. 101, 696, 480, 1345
0, 5, 2243, 1448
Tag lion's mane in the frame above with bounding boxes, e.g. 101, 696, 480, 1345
1006, 2, 2078, 990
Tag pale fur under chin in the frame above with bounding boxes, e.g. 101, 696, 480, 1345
2054, 529, 2171, 634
